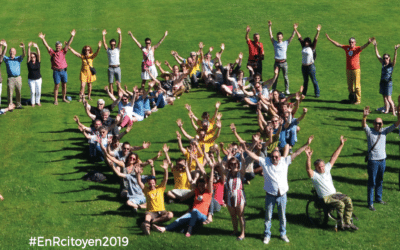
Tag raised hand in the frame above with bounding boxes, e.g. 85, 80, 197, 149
164, 31, 168, 36
176, 131, 181, 140
128, 31, 132, 36
98, 41, 102, 47
185, 103, 191, 111
305, 146, 313, 157
143, 141, 151, 149
38, 32, 45, 39
239, 52, 243, 59
102, 29, 107, 36
294, 23, 298, 29
155, 60, 161, 67
307, 135, 314, 145
116, 28, 121, 34
316, 24, 321, 31
368, 37, 375, 44
19, 42, 25, 48
268, 20, 272, 26
209, 47, 214, 52
33, 43, 39, 48
160, 159, 169, 170
176, 119, 183, 127
71, 29, 76, 36
303, 108, 308, 114
216, 112, 222, 120
230, 123, 236, 132
199, 42, 204, 49
163, 143, 169, 152
220, 43, 225, 50
363, 106, 370, 116
28, 41, 33, 47
157, 150, 163, 158
164, 60, 170, 66
216, 119, 222, 128
340, 135, 347, 144
246, 26, 251, 33
215, 101, 221, 109
396, 44, 400, 50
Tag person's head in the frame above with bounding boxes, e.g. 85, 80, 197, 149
349, 37, 356, 48
196, 177, 207, 193
93, 119, 102, 130
199, 130, 207, 140
201, 112, 210, 121
125, 152, 139, 166
121, 95, 129, 104
280, 102, 289, 113
254, 73, 262, 83
121, 142, 131, 156
190, 51, 196, 58
101, 108, 110, 121
55, 41, 62, 52
253, 33, 260, 42
145, 38, 151, 48
175, 158, 186, 172
82, 46, 93, 56
111, 136, 120, 148
189, 139, 198, 150
201, 119, 209, 130
97, 99, 105, 110
147, 175, 157, 190
138, 87, 145, 96
99, 126, 108, 138
383, 53, 391, 65
271, 115, 280, 129
251, 132, 261, 143
238, 70, 244, 80
173, 65, 180, 74
109, 38, 117, 49
181, 63, 188, 71
277, 32, 284, 42
214, 60, 221, 68
231, 142, 238, 153
271, 149, 281, 165
9, 48, 16, 58
205, 52, 212, 61
373, 117, 383, 131
314, 159, 325, 174
30, 52, 38, 63
304, 37, 312, 47
227, 157, 240, 173
272, 90, 280, 102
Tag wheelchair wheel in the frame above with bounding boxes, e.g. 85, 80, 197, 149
306, 199, 328, 227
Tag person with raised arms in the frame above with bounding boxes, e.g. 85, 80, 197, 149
102, 28, 122, 95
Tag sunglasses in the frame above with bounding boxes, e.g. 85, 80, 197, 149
375, 122, 383, 126
123, 147, 130, 150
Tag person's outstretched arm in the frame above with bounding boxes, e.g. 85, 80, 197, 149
392, 44, 400, 67
291, 135, 314, 161
117, 28, 122, 49
360, 37, 374, 50
38, 33, 51, 52
268, 20, 274, 44
305, 146, 314, 178
27, 42, 32, 63
68, 46, 82, 58
91, 41, 102, 59
245, 25, 250, 41
159, 159, 169, 187
325, 34, 343, 48
296, 108, 308, 123
128, 31, 142, 49
177, 119, 194, 140
102, 29, 108, 50
329, 136, 346, 167
312, 24, 321, 50
65, 29, 76, 50
362, 106, 370, 128
154, 31, 168, 50
287, 23, 297, 43
33, 43, 41, 62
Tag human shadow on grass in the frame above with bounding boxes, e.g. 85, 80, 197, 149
302, 99, 342, 104
334, 162, 399, 173
315, 106, 361, 113
40, 128, 78, 134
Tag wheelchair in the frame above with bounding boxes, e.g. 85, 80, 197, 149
306, 189, 355, 231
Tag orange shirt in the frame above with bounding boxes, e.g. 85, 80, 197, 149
342, 45, 362, 70
192, 188, 212, 216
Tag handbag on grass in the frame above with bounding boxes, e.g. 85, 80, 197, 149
86, 57, 96, 75
365, 133, 381, 162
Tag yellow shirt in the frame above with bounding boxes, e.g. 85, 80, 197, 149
144, 185, 165, 212
189, 57, 202, 77
185, 150, 204, 171
196, 117, 215, 134
172, 169, 191, 190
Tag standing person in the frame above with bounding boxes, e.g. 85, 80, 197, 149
294, 24, 321, 97
0, 40, 7, 107
362, 104, 400, 211
268, 21, 297, 94
373, 40, 400, 115
102, 28, 122, 95
305, 136, 358, 230
27, 42, 42, 107
245, 25, 264, 77
68, 41, 101, 101
326, 34, 374, 104
128, 30, 168, 88
38, 29, 76, 105
3, 42, 26, 109
243, 135, 314, 244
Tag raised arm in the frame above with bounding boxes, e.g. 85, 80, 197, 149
38, 33, 51, 52
135, 168, 145, 190
360, 37, 374, 51
230, 123, 246, 144
268, 20, 274, 44
177, 119, 194, 140
27, 42, 32, 63
176, 131, 187, 155
33, 43, 41, 62
312, 24, 321, 50
128, 31, 142, 49
111, 162, 127, 178
207, 162, 215, 193
91, 41, 102, 59
329, 136, 346, 167
305, 146, 314, 178
296, 108, 308, 123
64, 29, 76, 50
362, 106, 370, 128
155, 60, 166, 74
68, 46, 82, 58
287, 23, 297, 43
393, 44, 400, 67
102, 30, 108, 50
153, 31, 168, 50
242, 142, 260, 163
117, 28, 122, 49
291, 135, 314, 161
211, 101, 221, 121
325, 34, 343, 48
245, 26, 251, 41
373, 40, 383, 63
159, 159, 169, 187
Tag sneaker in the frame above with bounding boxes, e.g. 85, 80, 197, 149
285, 90, 290, 95
376, 200, 387, 205
263, 236, 270, 244
376, 106, 385, 112
281, 235, 290, 243
368, 205, 376, 211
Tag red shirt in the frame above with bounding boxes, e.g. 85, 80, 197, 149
192, 188, 212, 216
247, 39, 264, 61
213, 180, 225, 205
342, 45, 362, 70
49, 48, 68, 70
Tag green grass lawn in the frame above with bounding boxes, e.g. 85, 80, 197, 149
1, 0, 400, 249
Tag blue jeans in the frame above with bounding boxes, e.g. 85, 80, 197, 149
284, 125, 297, 147
367, 159, 386, 206
165, 209, 207, 232
264, 193, 287, 237
301, 64, 320, 96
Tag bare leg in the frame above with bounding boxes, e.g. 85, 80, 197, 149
88, 82, 92, 100
227, 205, 238, 235
79, 82, 86, 102
127, 200, 139, 209
387, 95, 396, 115
109, 82, 114, 96
62, 82, 69, 103
236, 204, 246, 239
166, 190, 176, 199
383, 95, 389, 113
54, 84, 59, 105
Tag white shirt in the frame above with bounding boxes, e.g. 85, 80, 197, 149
259, 156, 291, 196
311, 162, 336, 198
118, 101, 133, 113
107, 48, 120, 65
301, 47, 314, 65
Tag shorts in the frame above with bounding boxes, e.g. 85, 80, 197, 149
248, 96, 258, 103
53, 69, 68, 84
128, 195, 146, 205
145, 210, 169, 221
132, 112, 144, 121
120, 115, 133, 127
108, 66, 121, 83
171, 189, 191, 198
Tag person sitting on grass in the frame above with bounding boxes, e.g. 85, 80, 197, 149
83, 98, 117, 125
304, 136, 358, 230
221, 66, 252, 101
146, 70, 175, 108
104, 81, 133, 114
185, 101, 221, 134
163, 144, 193, 204
73, 116, 103, 161
152, 159, 215, 237
281, 107, 308, 155
136, 155, 174, 235
176, 131, 204, 174
155, 61, 190, 98
0, 103, 15, 115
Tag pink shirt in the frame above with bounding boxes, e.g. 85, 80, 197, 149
49, 48, 68, 70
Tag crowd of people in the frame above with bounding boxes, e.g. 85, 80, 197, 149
2, 23, 400, 245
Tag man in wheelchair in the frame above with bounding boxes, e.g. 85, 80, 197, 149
305, 135, 358, 230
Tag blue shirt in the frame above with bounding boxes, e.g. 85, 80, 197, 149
133, 96, 144, 116
3, 56, 23, 77
273, 40, 290, 60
